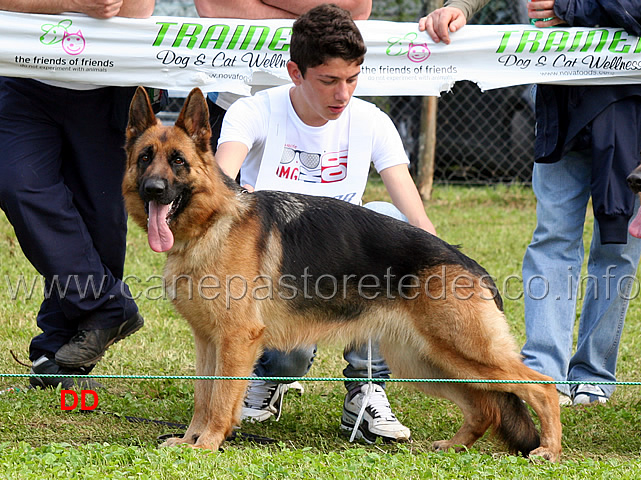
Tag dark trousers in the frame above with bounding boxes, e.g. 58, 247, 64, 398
206, 96, 226, 154
0, 78, 139, 360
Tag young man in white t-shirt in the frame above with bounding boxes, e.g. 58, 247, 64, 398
215, 3, 435, 444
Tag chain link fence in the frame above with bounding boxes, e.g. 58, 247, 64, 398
154, 0, 534, 185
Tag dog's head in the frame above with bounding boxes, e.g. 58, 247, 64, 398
123, 87, 215, 252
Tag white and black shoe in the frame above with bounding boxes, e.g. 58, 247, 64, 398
29, 355, 102, 390
573, 384, 608, 406
340, 384, 411, 443
240, 379, 304, 422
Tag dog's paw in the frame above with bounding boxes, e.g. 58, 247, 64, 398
528, 446, 561, 463
161, 436, 193, 448
432, 440, 466, 453
192, 433, 226, 452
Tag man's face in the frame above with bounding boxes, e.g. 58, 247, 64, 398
288, 58, 361, 127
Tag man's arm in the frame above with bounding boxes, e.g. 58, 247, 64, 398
117, 0, 154, 18
0, 0, 154, 18
262, 0, 371, 20
214, 141, 251, 187
195, 0, 371, 20
379, 164, 436, 236
194, 0, 296, 19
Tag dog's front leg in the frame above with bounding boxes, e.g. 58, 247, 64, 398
190, 321, 265, 451
163, 331, 216, 447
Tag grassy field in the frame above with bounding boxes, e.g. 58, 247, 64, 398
2, 181, 641, 479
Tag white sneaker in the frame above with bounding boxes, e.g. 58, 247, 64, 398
573, 384, 608, 406
340, 384, 411, 443
558, 391, 573, 406
240, 379, 304, 422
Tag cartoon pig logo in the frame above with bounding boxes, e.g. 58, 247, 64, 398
407, 42, 430, 63
61, 30, 86, 55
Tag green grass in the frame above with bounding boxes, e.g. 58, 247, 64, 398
2, 182, 641, 478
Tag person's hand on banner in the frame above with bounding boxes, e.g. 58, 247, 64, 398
71, 0, 124, 18
0, 0, 154, 19
418, 6, 467, 45
528, 0, 564, 28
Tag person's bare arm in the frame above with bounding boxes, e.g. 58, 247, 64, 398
0, 0, 154, 18
379, 164, 436, 235
117, 0, 154, 18
263, 0, 371, 20
194, 0, 296, 19
195, 0, 371, 20
215, 141, 251, 186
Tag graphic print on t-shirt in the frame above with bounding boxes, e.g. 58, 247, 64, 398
275, 146, 348, 184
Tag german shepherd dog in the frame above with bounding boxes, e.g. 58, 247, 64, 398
122, 87, 562, 461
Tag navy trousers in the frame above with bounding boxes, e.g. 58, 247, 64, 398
0, 77, 139, 360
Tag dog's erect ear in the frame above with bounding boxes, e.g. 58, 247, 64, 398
175, 88, 212, 153
127, 86, 158, 141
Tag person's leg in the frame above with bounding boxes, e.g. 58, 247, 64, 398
521, 152, 591, 398
253, 347, 317, 378
0, 79, 140, 371
241, 346, 316, 422
569, 206, 641, 402
343, 341, 390, 392
0, 78, 84, 360
569, 102, 641, 402
340, 201, 410, 443
52, 86, 143, 367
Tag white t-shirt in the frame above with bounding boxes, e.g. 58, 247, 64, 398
218, 85, 409, 205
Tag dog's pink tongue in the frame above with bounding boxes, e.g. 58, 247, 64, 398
148, 201, 174, 252
629, 210, 641, 238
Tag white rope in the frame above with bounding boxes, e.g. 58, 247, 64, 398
349, 337, 373, 442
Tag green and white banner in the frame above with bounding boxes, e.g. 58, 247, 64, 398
2, 11, 641, 95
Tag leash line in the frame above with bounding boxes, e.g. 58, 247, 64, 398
2, 372, 641, 385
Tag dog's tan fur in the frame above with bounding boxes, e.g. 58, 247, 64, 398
123, 87, 562, 461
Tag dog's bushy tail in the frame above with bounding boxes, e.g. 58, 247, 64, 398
487, 391, 540, 456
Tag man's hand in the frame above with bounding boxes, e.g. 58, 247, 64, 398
69, 0, 124, 18
419, 7, 467, 45
528, 0, 564, 27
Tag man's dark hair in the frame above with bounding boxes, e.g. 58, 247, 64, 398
290, 3, 367, 76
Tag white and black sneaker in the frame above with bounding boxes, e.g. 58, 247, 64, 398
340, 384, 411, 443
573, 384, 608, 406
240, 379, 304, 422
29, 355, 102, 390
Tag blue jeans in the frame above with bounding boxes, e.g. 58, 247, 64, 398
254, 201, 407, 392
521, 152, 641, 397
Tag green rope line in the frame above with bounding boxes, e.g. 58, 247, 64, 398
2, 372, 641, 386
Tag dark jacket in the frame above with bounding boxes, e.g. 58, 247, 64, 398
536, 0, 641, 243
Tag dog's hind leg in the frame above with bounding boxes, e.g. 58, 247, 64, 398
429, 387, 494, 452
381, 344, 493, 451
492, 362, 562, 462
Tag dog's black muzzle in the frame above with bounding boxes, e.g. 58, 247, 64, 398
139, 176, 176, 204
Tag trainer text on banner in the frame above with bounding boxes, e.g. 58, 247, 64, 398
1, 11, 641, 95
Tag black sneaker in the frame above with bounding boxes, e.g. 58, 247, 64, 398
29, 355, 102, 390
55, 313, 144, 368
